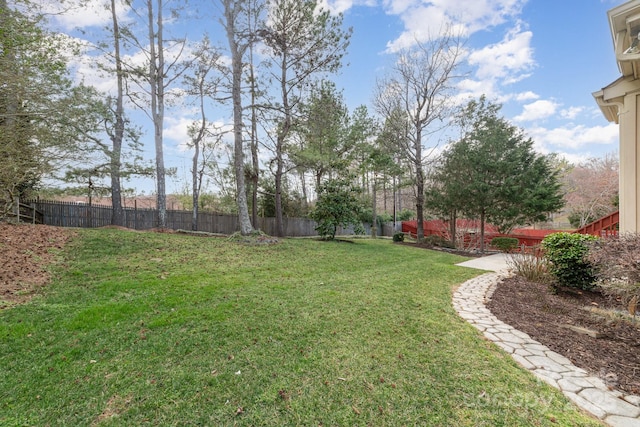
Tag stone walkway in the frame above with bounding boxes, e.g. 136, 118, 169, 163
453, 271, 640, 427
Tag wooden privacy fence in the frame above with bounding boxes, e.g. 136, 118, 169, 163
22, 199, 393, 237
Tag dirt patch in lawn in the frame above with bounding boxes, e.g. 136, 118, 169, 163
0, 223, 73, 308
488, 275, 640, 396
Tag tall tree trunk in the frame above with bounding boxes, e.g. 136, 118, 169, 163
147, 0, 167, 228
274, 137, 284, 237
415, 168, 425, 241
191, 135, 200, 231
480, 208, 486, 254
223, 0, 253, 235
383, 178, 387, 212
299, 169, 308, 212
110, 0, 124, 226
371, 173, 377, 238
392, 175, 397, 224
231, 49, 253, 235
414, 129, 424, 241
247, 0, 260, 228
449, 209, 457, 248
274, 60, 289, 238
191, 67, 208, 231
250, 62, 259, 228
315, 170, 322, 198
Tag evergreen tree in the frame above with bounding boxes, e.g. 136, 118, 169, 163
260, 0, 351, 236
429, 96, 565, 252
0, 0, 117, 216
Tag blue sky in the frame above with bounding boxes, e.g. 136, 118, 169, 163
41, 0, 624, 194
336, 0, 621, 160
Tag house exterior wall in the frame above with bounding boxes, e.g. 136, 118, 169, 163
594, 0, 640, 233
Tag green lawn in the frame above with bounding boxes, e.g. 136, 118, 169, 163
0, 229, 601, 426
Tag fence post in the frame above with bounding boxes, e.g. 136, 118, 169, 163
13, 197, 20, 223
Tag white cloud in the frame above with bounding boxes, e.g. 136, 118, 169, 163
526, 123, 619, 151
315, 0, 377, 14
385, 5, 449, 52
556, 152, 595, 166
165, 114, 234, 155
382, 0, 419, 16
382, 2, 536, 108
454, 78, 498, 104
436, 0, 525, 33
513, 91, 538, 102
37, 0, 132, 31
454, 81, 541, 108
384, 0, 527, 52
164, 116, 193, 147
468, 26, 535, 84
560, 106, 584, 120
513, 99, 559, 122
316, 0, 350, 14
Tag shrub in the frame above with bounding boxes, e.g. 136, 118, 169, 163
588, 234, 640, 316
541, 232, 598, 291
507, 248, 551, 284
377, 212, 393, 225
398, 209, 415, 221
392, 232, 405, 242
311, 178, 364, 240
359, 209, 393, 226
491, 237, 519, 253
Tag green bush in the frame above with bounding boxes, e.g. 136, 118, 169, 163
491, 237, 519, 253
398, 209, 415, 221
311, 178, 364, 240
541, 232, 598, 291
393, 232, 405, 242
360, 209, 394, 226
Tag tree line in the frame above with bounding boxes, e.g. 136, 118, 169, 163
0, 0, 614, 242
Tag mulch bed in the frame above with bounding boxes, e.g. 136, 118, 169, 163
488, 275, 640, 395
397, 241, 486, 258
0, 223, 73, 308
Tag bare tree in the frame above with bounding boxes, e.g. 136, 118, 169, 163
564, 154, 619, 228
182, 37, 226, 230
374, 28, 464, 241
123, 0, 191, 228
186, 122, 225, 230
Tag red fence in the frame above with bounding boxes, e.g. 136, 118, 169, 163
574, 211, 619, 237
402, 211, 620, 251
401, 220, 563, 250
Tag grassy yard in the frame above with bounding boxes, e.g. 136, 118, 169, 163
0, 229, 601, 426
